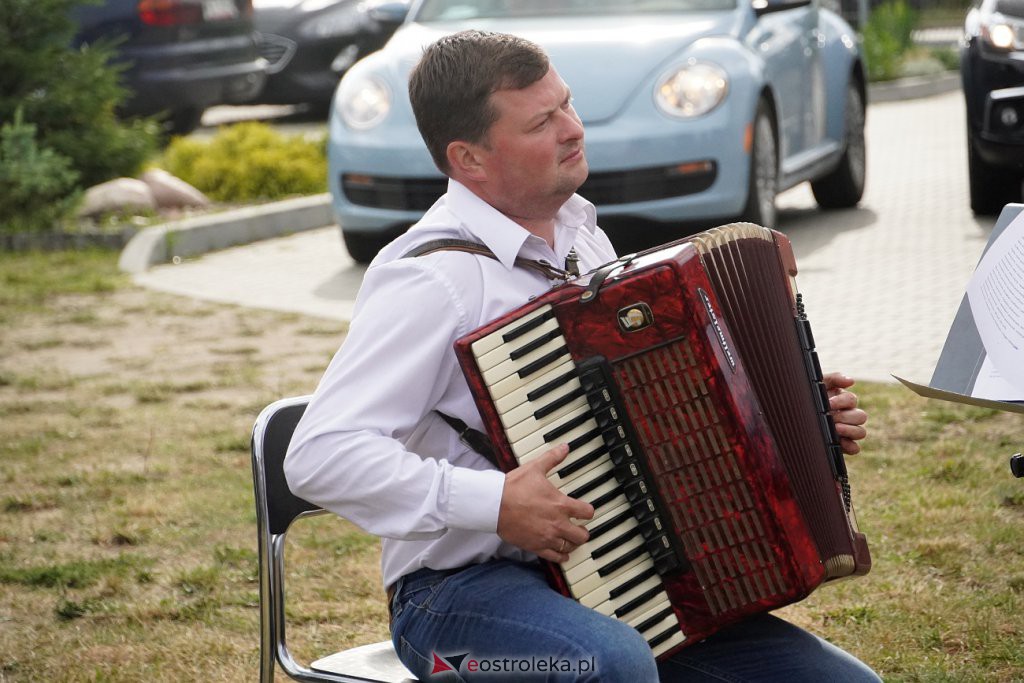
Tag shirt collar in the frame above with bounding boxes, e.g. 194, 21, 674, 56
445, 179, 598, 271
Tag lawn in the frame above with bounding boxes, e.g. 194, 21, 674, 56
0, 248, 1021, 681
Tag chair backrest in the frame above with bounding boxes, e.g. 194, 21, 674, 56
252, 396, 361, 683
252, 397, 420, 683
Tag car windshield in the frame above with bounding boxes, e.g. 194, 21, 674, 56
414, 0, 737, 22
994, 0, 1024, 18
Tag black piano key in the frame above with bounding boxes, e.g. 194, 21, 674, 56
634, 606, 674, 634
502, 309, 554, 343
557, 443, 608, 478
543, 410, 593, 442
526, 369, 578, 403
637, 515, 667, 541
591, 526, 641, 560
651, 546, 684, 575
588, 509, 634, 542
644, 534, 674, 562
518, 345, 571, 379
609, 443, 638, 467
509, 329, 563, 361
613, 585, 665, 620
534, 386, 586, 420
566, 428, 602, 453
647, 625, 681, 650
608, 566, 658, 600
590, 487, 621, 511
597, 545, 647, 577
566, 469, 616, 499
594, 405, 620, 430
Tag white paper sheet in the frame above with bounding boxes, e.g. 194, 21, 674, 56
966, 210, 1024, 394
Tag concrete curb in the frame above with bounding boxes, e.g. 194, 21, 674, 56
119, 74, 962, 274
118, 193, 333, 273
868, 71, 961, 104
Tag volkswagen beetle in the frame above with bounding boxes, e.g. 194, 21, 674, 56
327, 0, 866, 263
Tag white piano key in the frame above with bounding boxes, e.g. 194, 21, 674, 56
492, 359, 578, 410
569, 553, 649, 598
564, 529, 645, 585
498, 374, 584, 429
504, 394, 589, 443
590, 571, 663, 618
475, 316, 562, 371
481, 335, 568, 386
471, 306, 554, 357
512, 405, 595, 459
650, 626, 687, 658
549, 443, 613, 491
578, 557, 657, 609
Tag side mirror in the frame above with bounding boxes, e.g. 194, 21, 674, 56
753, 0, 812, 16
367, 0, 410, 25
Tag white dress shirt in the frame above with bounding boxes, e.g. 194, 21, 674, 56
284, 179, 618, 588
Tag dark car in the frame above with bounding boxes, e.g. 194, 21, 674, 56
250, 0, 408, 109
962, 0, 1024, 214
71, 0, 267, 134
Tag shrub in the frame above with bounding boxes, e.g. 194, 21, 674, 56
0, 109, 80, 233
862, 0, 919, 81
160, 122, 328, 202
0, 0, 159, 190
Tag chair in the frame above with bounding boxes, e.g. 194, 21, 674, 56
251, 395, 418, 682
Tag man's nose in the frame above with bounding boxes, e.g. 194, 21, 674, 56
558, 108, 584, 140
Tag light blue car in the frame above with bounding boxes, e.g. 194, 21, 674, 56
328, 0, 866, 263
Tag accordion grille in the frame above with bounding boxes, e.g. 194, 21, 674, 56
615, 341, 790, 616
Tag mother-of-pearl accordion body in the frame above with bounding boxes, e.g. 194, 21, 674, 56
453, 224, 871, 661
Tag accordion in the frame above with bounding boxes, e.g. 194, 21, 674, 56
453, 223, 871, 660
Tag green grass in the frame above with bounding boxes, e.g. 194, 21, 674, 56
0, 248, 1022, 680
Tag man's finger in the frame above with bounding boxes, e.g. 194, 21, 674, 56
529, 443, 571, 473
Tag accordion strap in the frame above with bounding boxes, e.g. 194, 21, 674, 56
401, 238, 577, 280
435, 411, 498, 467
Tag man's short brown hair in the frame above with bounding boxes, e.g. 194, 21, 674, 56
408, 30, 550, 175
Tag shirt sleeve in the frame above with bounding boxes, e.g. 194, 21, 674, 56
283, 259, 506, 540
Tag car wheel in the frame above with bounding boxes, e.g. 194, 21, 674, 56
967, 127, 1021, 215
811, 82, 866, 209
343, 231, 390, 264
739, 100, 778, 230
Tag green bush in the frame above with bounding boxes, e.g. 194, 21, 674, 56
0, 109, 80, 233
0, 0, 159, 189
160, 122, 328, 202
862, 0, 919, 82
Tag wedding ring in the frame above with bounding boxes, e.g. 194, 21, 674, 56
559, 539, 567, 553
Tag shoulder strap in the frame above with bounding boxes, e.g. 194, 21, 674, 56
436, 411, 499, 467
401, 238, 574, 281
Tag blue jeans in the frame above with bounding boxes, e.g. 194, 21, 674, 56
390, 560, 881, 683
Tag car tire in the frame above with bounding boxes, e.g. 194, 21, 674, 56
738, 100, 778, 230
967, 127, 1021, 215
811, 82, 866, 209
343, 231, 389, 264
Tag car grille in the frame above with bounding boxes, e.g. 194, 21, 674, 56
257, 33, 296, 74
341, 161, 717, 211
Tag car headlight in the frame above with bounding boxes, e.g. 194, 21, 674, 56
337, 76, 391, 130
982, 14, 1024, 50
298, 3, 363, 40
654, 61, 728, 119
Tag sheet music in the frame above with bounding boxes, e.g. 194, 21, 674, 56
966, 210, 1024, 397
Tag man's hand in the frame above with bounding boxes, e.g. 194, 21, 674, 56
497, 444, 595, 563
823, 372, 868, 454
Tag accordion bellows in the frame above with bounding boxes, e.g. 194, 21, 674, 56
455, 223, 871, 660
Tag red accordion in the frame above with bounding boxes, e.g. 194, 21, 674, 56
454, 223, 871, 660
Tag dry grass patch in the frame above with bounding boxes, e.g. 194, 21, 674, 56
1, 249, 1022, 681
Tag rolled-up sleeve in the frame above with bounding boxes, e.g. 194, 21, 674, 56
283, 259, 506, 540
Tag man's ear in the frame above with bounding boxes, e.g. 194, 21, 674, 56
446, 140, 488, 182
